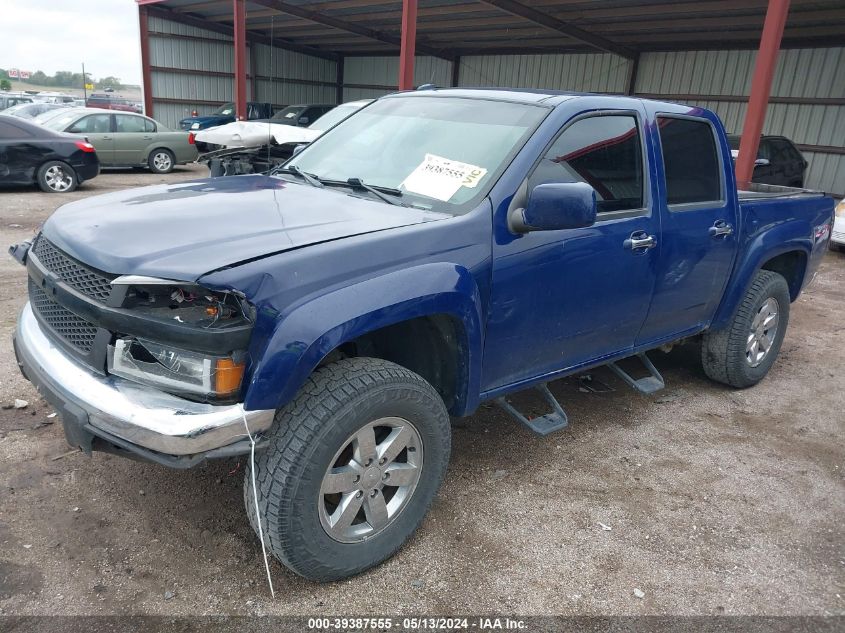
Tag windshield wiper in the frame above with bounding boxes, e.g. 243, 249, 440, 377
274, 164, 323, 188
339, 177, 406, 207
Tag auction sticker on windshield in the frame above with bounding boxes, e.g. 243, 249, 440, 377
401, 154, 488, 202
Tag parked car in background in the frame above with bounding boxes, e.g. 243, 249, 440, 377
832, 198, 845, 252
30, 92, 76, 105
198, 99, 371, 149
86, 94, 141, 113
0, 114, 98, 193
0, 94, 34, 110
267, 103, 334, 127
41, 108, 197, 173
728, 134, 808, 188
179, 101, 273, 131
2, 102, 69, 120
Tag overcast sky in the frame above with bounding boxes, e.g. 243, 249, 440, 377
1, 0, 142, 85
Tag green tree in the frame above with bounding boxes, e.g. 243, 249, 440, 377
97, 76, 123, 90
30, 70, 48, 85
0, 79, 10, 91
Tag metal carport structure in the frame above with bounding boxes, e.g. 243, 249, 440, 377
135, 0, 845, 195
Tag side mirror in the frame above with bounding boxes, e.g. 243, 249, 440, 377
510, 182, 597, 233
291, 143, 307, 156
754, 158, 770, 167
298, 116, 310, 126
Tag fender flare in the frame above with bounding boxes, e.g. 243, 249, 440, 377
710, 225, 810, 330
242, 262, 484, 416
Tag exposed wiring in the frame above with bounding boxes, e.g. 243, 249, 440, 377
242, 408, 276, 598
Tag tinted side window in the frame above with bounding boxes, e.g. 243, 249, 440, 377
657, 116, 722, 206
530, 114, 643, 214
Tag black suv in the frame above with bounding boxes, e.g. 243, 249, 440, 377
728, 134, 808, 188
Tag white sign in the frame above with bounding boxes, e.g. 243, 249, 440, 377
401, 153, 487, 202
8, 68, 19, 78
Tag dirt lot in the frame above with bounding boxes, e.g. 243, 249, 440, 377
0, 166, 843, 617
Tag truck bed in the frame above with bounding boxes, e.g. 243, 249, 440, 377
737, 181, 826, 201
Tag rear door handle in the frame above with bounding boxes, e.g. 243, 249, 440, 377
709, 221, 734, 238
142, 136, 153, 140
101, 136, 112, 140
624, 231, 657, 251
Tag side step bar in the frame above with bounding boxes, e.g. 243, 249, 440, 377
607, 353, 665, 395
495, 383, 569, 436
494, 353, 666, 436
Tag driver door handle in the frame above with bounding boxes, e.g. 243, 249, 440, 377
709, 220, 734, 238
624, 231, 657, 251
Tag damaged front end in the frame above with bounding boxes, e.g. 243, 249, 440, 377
11, 233, 275, 465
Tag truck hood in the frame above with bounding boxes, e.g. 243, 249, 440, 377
195, 121, 322, 148
41, 175, 449, 281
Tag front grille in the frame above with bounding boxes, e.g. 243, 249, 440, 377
833, 230, 845, 243
32, 236, 113, 303
29, 281, 98, 353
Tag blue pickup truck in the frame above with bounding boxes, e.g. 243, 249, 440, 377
11, 89, 834, 582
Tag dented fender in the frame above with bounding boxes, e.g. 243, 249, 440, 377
237, 262, 484, 416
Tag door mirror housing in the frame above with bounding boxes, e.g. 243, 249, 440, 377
754, 158, 770, 167
510, 182, 597, 233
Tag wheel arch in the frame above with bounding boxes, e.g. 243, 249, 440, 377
240, 262, 484, 417
711, 239, 810, 331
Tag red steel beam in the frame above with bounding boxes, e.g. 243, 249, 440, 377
139, 6, 154, 117
398, 0, 418, 90
233, 0, 248, 120
735, 0, 790, 185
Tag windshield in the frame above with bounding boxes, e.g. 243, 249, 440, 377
285, 96, 548, 213
272, 106, 305, 122
213, 103, 235, 116
309, 103, 363, 131
33, 107, 77, 125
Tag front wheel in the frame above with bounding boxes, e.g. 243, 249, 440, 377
148, 148, 175, 174
701, 269, 790, 388
244, 357, 451, 582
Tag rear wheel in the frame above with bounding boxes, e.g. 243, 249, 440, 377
37, 161, 77, 193
701, 270, 790, 388
244, 357, 451, 582
148, 148, 174, 174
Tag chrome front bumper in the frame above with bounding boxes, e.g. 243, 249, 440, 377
14, 303, 275, 457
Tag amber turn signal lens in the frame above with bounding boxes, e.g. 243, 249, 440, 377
214, 358, 245, 396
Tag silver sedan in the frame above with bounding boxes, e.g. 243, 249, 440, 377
39, 108, 197, 173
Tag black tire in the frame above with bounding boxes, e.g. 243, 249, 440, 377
244, 357, 451, 582
36, 160, 78, 193
147, 148, 175, 174
701, 270, 790, 388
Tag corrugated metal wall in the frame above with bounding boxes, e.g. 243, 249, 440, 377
342, 56, 452, 101
458, 53, 630, 94
145, 13, 843, 195
441, 48, 841, 195
636, 47, 845, 195
147, 14, 336, 129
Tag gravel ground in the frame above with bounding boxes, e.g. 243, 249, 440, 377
0, 166, 843, 617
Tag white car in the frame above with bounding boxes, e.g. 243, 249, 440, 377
194, 99, 372, 150
832, 198, 845, 251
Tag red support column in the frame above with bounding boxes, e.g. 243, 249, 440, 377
138, 6, 154, 117
233, 0, 248, 120
398, 0, 418, 90
735, 0, 790, 185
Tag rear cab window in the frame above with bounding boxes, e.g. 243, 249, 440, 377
529, 112, 646, 218
657, 115, 724, 208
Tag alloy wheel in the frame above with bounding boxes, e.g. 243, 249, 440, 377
746, 297, 779, 367
318, 417, 423, 543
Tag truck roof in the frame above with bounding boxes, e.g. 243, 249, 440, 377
386, 87, 693, 112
